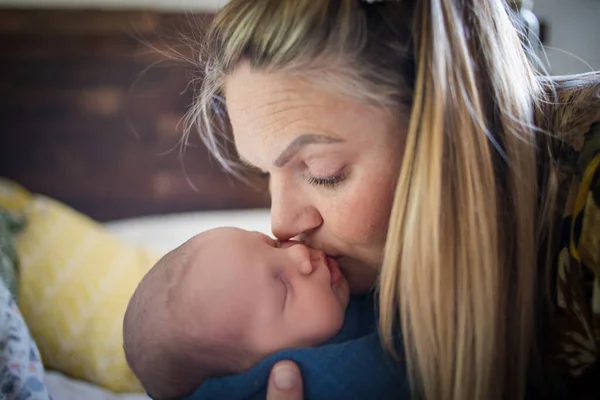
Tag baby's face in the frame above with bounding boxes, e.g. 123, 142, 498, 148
181, 227, 350, 360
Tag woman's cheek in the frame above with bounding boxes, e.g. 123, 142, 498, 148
334, 183, 390, 248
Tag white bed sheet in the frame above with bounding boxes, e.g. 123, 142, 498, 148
44, 209, 272, 400
104, 208, 272, 253
45, 371, 150, 400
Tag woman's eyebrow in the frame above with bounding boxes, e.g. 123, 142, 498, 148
274, 134, 342, 168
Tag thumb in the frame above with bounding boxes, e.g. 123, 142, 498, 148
266, 361, 303, 400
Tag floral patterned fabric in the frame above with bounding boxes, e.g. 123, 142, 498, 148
541, 72, 600, 399
0, 279, 51, 400
0, 208, 24, 303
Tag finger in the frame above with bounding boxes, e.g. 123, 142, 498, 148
266, 360, 303, 400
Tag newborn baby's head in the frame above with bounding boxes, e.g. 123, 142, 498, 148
123, 227, 350, 399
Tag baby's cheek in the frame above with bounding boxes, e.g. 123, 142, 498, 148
289, 299, 343, 347
314, 300, 347, 341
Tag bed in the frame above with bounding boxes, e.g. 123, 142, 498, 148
0, 4, 275, 399
41, 208, 271, 400
0, 190, 272, 400
0, 187, 272, 400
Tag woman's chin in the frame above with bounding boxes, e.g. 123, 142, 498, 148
337, 256, 378, 294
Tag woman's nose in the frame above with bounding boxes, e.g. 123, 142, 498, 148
270, 181, 323, 241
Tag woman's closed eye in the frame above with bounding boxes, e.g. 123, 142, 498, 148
306, 171, 346, 188
255, 160, 348, 189
258, 170, 347, 189
304, 158, 348, 188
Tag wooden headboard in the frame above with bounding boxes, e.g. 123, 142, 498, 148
0, 8, 270, 221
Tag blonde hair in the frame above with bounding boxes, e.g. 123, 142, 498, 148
188, 1, 555, 399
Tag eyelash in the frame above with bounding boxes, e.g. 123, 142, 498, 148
307, 172, 346, 188
259, 171, 346, 189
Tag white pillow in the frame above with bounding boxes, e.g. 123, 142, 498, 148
45, 371, 150, 400
104, 209, 272, 253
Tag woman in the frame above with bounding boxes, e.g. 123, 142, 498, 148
186, 0, 600, 399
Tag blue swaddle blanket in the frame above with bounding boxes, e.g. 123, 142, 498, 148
175, 295, 409, 400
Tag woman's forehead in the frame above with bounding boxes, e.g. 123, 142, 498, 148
226, 68, 383, 161
225, 68, 337, 133
225, 63, 322, 101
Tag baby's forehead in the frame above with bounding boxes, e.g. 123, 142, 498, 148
198, 227, 264, 241
183, 233, 270, 323
193, 228, 273, 252
185, 228, 271, 282
173, 229, 283, 343
176, 228, 281, 310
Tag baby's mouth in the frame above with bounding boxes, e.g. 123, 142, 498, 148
325, 256, 343, 287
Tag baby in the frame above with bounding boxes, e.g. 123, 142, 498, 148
123, 227, 354, 400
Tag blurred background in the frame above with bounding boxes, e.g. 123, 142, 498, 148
0, 0, 598, 222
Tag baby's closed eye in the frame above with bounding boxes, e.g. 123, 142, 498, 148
277, 273, 289, 308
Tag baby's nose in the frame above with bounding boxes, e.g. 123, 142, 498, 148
285, 242, 317, 275
298, 254, 314, 275
300, 248, 327, 276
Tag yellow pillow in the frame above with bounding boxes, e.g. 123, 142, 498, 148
0, 177, 32, 213
0, 178, 161, 392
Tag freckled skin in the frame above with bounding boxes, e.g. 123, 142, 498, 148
225, 63, 405, 293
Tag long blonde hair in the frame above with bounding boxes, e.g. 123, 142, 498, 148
188, 1, 553, 399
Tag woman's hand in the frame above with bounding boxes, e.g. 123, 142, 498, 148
266, 361, 303, 400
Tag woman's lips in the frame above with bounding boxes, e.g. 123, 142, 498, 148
326, 256, 343, 287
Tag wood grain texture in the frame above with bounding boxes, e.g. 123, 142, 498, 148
0, 9, 270, 221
